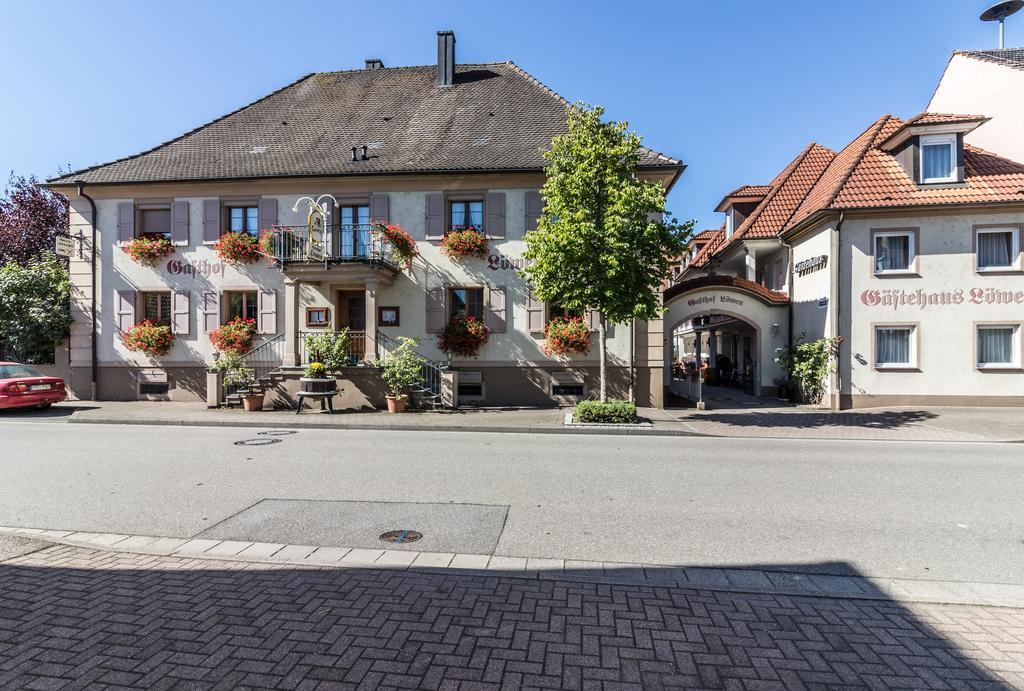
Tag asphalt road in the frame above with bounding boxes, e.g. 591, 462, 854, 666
1, 420, 1021, 584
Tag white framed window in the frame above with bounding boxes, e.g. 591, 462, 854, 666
919, 134, 957, 184
873, 230, 916, 275
874, 325, 917, 369
725, 208, 736, 239
977, 324, 1021, 369
976, 227, 1021, 272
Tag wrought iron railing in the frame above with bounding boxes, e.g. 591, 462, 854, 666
263, 224, 397, 268
376, 331, 446, 399
298, 330, 367, 365
221, 333, 285, 400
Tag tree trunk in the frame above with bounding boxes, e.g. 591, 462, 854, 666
598, 315, 607, 402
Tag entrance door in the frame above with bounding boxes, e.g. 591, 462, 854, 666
338, 291, 366, 360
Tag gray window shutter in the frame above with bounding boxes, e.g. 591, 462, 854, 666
370, 193, 390, 223
203, 199, 220, 242
527, 291, 546, 333
426, 287, 446, 333
116, 290, 136, 330
258, 197, 278, 230
171, 201, 190, 246
485, 286, 506, 333
586, 309, 614, 338
201, 291, 220, 333
525, 190, 542, 232
647, 211, 664, 224
486, 192, 506, 239
171, 290, 190, 335
425, 193, 444, 239
258, 290, 277, 335
116, 203, 134, 244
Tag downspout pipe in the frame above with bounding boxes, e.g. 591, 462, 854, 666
75, 180, 98, 401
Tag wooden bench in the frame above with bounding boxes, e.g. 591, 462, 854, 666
294, 389, 340, 414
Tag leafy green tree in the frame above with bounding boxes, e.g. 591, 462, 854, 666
523, 103, 693, 401
0, 252, 71, 363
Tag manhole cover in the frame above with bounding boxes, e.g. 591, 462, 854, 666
380, 530, 423, 544
257, 430, 298, 436
234, 438, 282, 446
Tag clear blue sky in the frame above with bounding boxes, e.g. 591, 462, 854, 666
1, 1, 1014, 229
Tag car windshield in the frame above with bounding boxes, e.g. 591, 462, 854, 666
0, 365, 43, 379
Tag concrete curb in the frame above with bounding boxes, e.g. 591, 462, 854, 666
65, 414, 708, 437
4, 527, 1022, 609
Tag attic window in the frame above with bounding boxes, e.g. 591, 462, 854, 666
920, 134, 957, 184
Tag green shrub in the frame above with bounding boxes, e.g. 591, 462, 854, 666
374, 337, 425, 398
303, 329, 350, 372
573, 399, 638, 424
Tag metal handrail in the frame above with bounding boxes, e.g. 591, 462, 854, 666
263, 224, 398, 267
221, 333, 285, 400
297, 330, 367, 365
375, 330, 446, 398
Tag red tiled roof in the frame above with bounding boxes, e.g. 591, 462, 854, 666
687, 227, 725, 268
901, 112, 989, 126
730, 184, 772, 197
956, 48, 1024, 71
664, 274, 789, 306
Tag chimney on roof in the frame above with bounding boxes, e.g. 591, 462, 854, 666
364, 58, 384, 70
436, 30, 455, 87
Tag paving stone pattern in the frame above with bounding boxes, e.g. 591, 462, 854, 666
2, 544, 1023, 689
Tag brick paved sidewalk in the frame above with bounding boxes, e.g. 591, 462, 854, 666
2, 543, 1022, 689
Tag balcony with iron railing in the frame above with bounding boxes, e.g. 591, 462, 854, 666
297, 330, 368, 366
264, 224, 400, 272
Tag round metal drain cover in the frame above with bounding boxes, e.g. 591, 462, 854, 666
257, 430, 298, 436
380, 530, 423, 544
234, 438, 282, 446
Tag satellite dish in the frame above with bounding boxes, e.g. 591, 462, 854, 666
980, 0, 1023, 47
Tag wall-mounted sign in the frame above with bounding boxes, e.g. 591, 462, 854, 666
166, 258, 225, 278
795, 254, 827, 275
379, 306, 400, 327
686, 294, 745, 308
860, 287, 1024, 309
487, 254, 533, 271
54, 235, 75, 257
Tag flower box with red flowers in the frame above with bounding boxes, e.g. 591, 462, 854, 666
209, 317, 257, 355
122, 320, 174, 357
213, 231, 261, 264
123, 235, 175, 267
438, 316, 489, 357
372, 222, 419, 268
542, 316, 591, 357
440, 226, 488, 260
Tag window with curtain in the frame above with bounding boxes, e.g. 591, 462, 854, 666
142, 292, 171, 326
450, 200, 484, 232
976, 229, 1018, 270
977, 326, 1019, 368
874, 232, 914, 273
225, 291, 257, 322
875, 326, 914, 368
340, 205, 370, 257
920, 134, 956, 184
139, 208, 171, 238
448, 287, 484, 322
227, 206, 259, 235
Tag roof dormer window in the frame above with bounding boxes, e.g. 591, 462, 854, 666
920, 134, 957, 184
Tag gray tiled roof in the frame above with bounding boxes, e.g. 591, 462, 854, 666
49, 62, 681, 185
957, 48, 1024, 70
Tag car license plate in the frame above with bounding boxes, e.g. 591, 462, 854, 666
29, 384, 51, 391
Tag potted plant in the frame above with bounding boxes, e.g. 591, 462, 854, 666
299, 361, 337, 394
122, 320, 174, 356
440, 226, 488, 260
374, 336, 425, 413
372, 222, 419, 268
541, 317, 591, 357
226, 367, 263, 410
123, 235, 175, 266
303, 329, 351, 370
213, 231, 261, 264
209, 317, 257, 355
438, 316, 489, 358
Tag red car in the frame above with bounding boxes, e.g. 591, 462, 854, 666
0, 362, 67, 410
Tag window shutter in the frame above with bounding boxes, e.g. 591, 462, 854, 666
201, 291, 220, 333
525, 190, 542, 232
171, 290, 190, 335
171, 201, 190, 246
486, 192, 506, 239
202, 199, 220, 243
527, 291, 546, 334
370, 193, 390, 223
586, 309, 614, 338
258, 197, 278, 230
485, 286, 507, 333
426, 287, 446, 333
258, 290, 277, 335
116, 203, 134, 244
116, 290, 136, 330
425, 193, 444, 239
647, 211, 663, 224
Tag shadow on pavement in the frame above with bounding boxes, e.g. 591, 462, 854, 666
0, 548, 1018, 688
0, 404, 98, 421
686, 409, 939, 430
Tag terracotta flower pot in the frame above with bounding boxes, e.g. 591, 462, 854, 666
386, 395, 407, 414
242, 393, 264, 412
